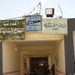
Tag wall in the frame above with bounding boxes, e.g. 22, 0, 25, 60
0, 42, 3, 75
55, 39, 65, 75
73, 31, 75, 75
2, 41, 20, 75
64, 19, 75, 75
73, 31, 75, 63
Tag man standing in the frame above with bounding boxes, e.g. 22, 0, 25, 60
51, 64, 55, 75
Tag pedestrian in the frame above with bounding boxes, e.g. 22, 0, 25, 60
51, 64, 55, 75
44, 64, 51, 75
37, 63, 45, 75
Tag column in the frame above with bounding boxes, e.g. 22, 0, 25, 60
48, 55, 52, 69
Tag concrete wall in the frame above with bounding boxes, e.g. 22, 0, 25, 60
55, 39, 65, 75
73, 31, 75, 63
64, 19, 75, 75
0, 42, 3, 75
2, 41, 20, 75
73, 31, 75, 74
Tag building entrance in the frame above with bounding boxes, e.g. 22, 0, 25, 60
2, 32, 65, 75
30, 57, 48, 75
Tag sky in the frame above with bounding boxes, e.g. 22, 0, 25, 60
0, 0, 75, 20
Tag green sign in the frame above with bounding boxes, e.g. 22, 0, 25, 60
0, 19, 25, 40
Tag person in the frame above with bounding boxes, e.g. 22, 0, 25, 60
44, 64, 51, 75
37, 63, 51, 75
37, 63, 45, 75
51, 64, 55, 75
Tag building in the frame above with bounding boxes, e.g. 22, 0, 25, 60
0, 16, 75, 75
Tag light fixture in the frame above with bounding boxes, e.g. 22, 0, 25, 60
14, 47, 18, 51
14, 46, 18, 51
45, 8, 54, 17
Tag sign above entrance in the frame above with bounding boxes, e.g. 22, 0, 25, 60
0, 20, 25, 40
42, 19, 68, 34
25, 15, 42, 31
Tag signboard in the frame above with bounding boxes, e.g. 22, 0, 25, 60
25, 15, 42, 31
0, 20, 25, 40
42, 19, 68, 34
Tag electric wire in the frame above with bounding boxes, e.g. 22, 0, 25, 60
28, 2, 41, 15
0, 2, 73, 20
1, 2, 41, 20
58, 4, 63, 17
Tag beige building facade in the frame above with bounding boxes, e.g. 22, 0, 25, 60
0, 18, 75, 75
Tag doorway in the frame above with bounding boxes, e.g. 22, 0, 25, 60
30, 57, 48, 75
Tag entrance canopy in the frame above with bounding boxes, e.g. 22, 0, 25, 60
4, 32, 64, 51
